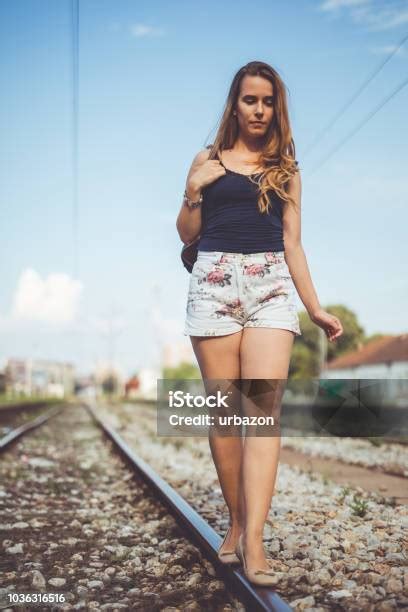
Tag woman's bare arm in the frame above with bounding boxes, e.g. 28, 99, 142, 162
176, 149, 210, 244
176, 149, 226, 244
283, 170, 343, 341
282, 170, 322, 319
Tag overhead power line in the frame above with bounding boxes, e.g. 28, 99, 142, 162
71, 0, 79, 278
308, 74, 408, 176
302, 32, 408, 159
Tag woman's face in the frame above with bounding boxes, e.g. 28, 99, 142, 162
234, 74, 274, 139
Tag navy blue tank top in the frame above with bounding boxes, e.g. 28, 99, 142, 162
197, 155, 285, 254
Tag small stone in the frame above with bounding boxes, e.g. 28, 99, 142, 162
128, 588, 141, 597
316, 569, 331, 586
186, 573, 202, 587
83, 529, 95, 537
376, 601, 398, 612
366, 572, 383, 586
87, 580, 104, 589
77, 586, 88, 597
385, 578, 403, 594
114, 574, 132, 586
31, 570, 46, 589
48, 577, 66, 587
167, 564, 184, 576
290, 595, 315, 610
6, 543, 23, 554
207, 580, 225, 593
328, 589, 352, 599
12, 522, 29, 529
182, 603, 202, 611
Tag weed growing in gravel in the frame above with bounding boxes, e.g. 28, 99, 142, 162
349, 494, 369, 517
338, 486, 351, 503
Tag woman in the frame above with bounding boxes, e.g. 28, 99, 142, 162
176, 61, 343, 586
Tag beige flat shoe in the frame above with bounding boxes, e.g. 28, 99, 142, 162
235, 534, 277, 586
217, 526, 241, 565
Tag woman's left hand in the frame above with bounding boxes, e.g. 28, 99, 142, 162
310, 308, 343, 342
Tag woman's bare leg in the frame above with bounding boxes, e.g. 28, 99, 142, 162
191, 331, 245, 550
239, 327, 295, 570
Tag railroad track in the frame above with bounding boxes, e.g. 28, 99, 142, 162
0, 403, 64, 451
85, 402, 292, 612
0, 401, 292, 611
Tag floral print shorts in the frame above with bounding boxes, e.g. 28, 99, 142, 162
183, 250, 301, 338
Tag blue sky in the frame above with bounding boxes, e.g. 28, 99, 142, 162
0, 0, 407, 377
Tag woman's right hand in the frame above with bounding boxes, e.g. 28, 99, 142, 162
188, 159, 226, 193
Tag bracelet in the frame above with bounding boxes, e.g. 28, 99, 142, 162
183, 188, 203, 210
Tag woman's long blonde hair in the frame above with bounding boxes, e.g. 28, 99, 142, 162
207, 60, 299, 213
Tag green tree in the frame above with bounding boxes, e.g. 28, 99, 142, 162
289, 340, 317, 379
290, 305, 366, 379
323, 305, 365, 362
162, 361, 201, 380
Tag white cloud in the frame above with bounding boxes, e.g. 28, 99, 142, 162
320, 0, 370, 10
319, 0, 408, 31
369, 43, 407, 56
3, 269, 83, 327
354, 8, 408, 31
130, 23, 164, 38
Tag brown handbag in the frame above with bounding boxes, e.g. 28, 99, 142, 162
180, 145, 217, 273
181, 236, 201, 273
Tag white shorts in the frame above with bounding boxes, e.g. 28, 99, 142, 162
183, 250, 301, 337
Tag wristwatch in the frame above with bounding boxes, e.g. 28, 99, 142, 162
183, 188, 203, 210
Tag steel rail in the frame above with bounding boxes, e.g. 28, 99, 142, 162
85, 401, 292, 612
0, 405, 65, 451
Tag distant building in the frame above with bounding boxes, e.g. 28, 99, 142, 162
5, 358, 75, 398
4, 359, 29, 395
322, 334, 408, 407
